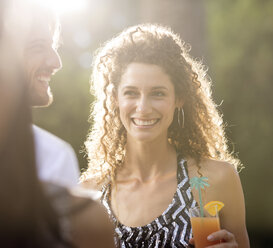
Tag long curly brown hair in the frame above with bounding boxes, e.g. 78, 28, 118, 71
81, 23, 241, 185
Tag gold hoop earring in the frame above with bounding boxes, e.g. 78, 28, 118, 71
177, 107, 185, 128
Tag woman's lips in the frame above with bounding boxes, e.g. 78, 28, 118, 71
132, 118, 159, 126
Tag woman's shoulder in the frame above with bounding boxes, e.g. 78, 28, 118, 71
187, 157, 238, 187
187, 157, 242, 202
188, 159, 240, 193
78, 177, 111, 196
80, 178, 102, 190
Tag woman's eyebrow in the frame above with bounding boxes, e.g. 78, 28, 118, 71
120, 85, 137, 90
151, 86, 168, 90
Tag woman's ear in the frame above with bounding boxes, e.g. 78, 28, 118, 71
175, 97, 184, 108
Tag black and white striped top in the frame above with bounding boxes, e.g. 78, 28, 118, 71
101, 156, 197, 248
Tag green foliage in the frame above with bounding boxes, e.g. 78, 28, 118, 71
207, 0, 273, 231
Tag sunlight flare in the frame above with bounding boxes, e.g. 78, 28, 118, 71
30, 0, 87, 15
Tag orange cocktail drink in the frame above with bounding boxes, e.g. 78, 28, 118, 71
190, 216, 220, 248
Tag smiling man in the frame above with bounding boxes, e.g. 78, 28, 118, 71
23, 14, 61, 107
21, 2, 80, 186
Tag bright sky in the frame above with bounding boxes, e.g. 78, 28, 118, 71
31, 0, 87, 15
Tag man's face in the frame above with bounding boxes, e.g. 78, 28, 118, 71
23, 20, 62, 107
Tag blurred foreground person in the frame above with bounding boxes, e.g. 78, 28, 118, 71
82, 24, 250, 247
0, 1, 114, 247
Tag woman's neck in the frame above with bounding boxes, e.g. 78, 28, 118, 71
118, 137, 177, 182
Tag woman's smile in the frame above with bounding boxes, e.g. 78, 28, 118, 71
131, 118, 160, 127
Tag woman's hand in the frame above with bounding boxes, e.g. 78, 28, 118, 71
206, 229, 238, 247
188, 229, 238, 248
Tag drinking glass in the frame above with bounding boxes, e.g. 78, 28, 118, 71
189, 206, 221, 248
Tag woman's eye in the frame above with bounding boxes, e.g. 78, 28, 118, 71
152, 91, 165, 97
124, 91, 138, 96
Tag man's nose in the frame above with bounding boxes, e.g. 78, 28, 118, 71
136, 96, 152, 114
46, 48, 62, 73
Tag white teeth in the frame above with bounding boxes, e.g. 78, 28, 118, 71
133, 119, 158, 126
37, 76, 50, 82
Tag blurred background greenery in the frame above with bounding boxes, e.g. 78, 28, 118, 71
32, 0, 273, 246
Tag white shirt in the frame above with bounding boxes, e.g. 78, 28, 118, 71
32, 125, 80, 187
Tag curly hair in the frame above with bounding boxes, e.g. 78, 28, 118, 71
81, 23, 241, 185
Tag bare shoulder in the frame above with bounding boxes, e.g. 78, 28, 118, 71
187, 158, 238, 185
204, 159, 238, 184
187, 158, 242, 202
69, 178, 106, 202
80, 178, 103, 190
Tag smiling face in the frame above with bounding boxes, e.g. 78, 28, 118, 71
23, 19, 62, 107
117, 63, 179, 143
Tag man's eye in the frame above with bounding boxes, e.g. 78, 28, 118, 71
29, 44, 44, 52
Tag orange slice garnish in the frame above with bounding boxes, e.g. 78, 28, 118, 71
204, 201, 224, 216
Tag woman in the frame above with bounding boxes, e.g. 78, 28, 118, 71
82, 24, 249, 247
0, 1, 114, 247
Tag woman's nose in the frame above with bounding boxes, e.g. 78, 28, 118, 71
136, 96, 152, 114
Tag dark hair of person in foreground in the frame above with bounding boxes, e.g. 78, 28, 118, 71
0, 1, 69, 246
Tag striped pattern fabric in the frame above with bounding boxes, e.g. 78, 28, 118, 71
101, 157, 197, 248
